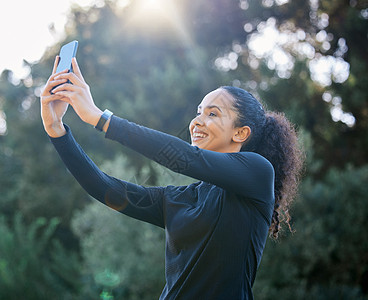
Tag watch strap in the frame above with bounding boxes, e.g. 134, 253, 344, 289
95, 109, 113, 131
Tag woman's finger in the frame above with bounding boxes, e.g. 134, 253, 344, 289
41, 93, 70, 105
54, 90, 75, 102
43, 69, 69, 91
49, 69, 69, 82
52, 82, 82, 94
41, 78, 68, 96
71, 58, 85, 82
52, 56, 60, 75
54, 72, 84, 87
50, 78, 68, 88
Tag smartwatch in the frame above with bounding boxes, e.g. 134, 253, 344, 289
95, 109, 113, 131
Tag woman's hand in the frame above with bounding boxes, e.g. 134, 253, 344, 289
40, 56, 70, 137
51, 58, 103, 127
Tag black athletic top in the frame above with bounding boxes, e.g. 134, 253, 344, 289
50, 115, 275, 300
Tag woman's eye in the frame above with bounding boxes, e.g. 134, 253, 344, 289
209, 112, 217, 117
196, 112, 201, 116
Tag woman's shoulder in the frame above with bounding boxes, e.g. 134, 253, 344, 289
229, 151, 274, 171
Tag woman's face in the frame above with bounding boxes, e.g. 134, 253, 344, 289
189, 89, 248, 153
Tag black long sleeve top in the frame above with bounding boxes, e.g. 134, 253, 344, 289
50, 115, 275, 300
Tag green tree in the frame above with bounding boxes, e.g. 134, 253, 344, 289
253, 165, 368, 299
0, 214, 82, 299
1, 0, 368, 298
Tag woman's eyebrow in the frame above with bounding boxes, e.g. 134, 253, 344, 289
197, 105, 223, 112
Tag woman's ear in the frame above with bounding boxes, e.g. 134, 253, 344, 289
233, 126, 251, 143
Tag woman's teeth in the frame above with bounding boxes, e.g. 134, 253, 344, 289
193, 132, 207, 138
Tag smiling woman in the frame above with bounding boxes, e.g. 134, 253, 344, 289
189, 89, 251, 153
40, 55, 304, 298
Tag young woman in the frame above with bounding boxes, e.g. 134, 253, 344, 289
41, 56, 304, 299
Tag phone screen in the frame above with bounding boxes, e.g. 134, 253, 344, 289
56, 40, 78, 73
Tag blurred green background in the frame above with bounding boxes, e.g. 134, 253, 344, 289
0, 0, 368, 299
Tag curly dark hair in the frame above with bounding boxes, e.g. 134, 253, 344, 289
222, 86, 305, 239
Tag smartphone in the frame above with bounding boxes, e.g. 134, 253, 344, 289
51, 40, 78, 94
56, 40, 78, 73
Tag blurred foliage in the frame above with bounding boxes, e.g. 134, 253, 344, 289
0, 0, 368, 298
254, 165, 368, 299
0, 214, 81, 299
71, 201, 165, 299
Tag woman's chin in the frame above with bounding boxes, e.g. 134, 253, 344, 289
191, 139, 210, 150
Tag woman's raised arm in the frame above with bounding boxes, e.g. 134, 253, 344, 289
106, 116, 275, 203
50, 125, 165, 228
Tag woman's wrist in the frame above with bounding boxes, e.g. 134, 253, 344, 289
102, 116, 111, 132
92, 109, 103, 126
46, 122, 67, 138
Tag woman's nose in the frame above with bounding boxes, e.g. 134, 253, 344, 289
193, 114, 204, 126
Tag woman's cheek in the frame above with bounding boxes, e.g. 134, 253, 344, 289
189, 120, 194, 133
